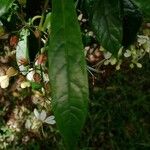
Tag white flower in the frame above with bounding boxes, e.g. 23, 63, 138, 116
118, 47, 123, 57
0, 67, 18, 89
136, 63, 142, 68
110, 57, 117, 65
104, 57, 117, 65
0, 75, 9, 88
21, 81, 31, 88
26, 69, 35, 81
116, 60, 122, 70
78, 14, 83, 21
39, 110, 47, 121
34, 108, 40, 119
143, 40, 150, 53
25, 119, 32, 129
104, 60, 110, 65
130, 63, 134, 69
137, 35, 149, 46
43, 73, 49, 82
44, 116, 55, 124
103, 51, 112, 59
116, 65, 120, 70
124, 50, 131, 57
88, 31, 94, 36
34, 109, 56, 125
26, 69, 49, 83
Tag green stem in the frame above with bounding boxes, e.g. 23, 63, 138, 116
39, 0, 49, 30
41, 124, 46, 138
31, 16, 42, 26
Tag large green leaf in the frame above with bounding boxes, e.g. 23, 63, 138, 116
0, 0, 14, 17
122, 0, 143, 47
133, 0, 150, 19
84, 0, 122, 54
48, 0, 88, 149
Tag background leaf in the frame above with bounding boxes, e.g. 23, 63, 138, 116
122, 0, 143, 47
48, 0, 89, 149
0, 0, 14, 17
84, 0, 122, 55
133, 0, 150, 19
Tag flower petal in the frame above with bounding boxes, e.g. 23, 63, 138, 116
25, 119, 31, 129
136, 63, 142, 68
103, 51, 112, 59
34, 108, 40, 119
124, 50, 131, 58
110, 58, 117, 65
26, 70, 35, 81
104, 60, 110, 65
0, 75, 9, 89
6, 67, 18, 77
137, 35, 148, 46
21, 81, 31, 88
44, 116, 56, 125
40, 110, 47, 121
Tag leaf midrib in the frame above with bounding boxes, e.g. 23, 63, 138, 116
61, 0, 75, 123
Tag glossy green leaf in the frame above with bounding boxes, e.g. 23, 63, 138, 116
48, 0, 88, 149
0, 0, 14, 17
84, 0, 122, 55
133, 0, 150, 19
122, 0, 143, 47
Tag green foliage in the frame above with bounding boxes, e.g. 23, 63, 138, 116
0, 0, 149, 149
30, 82, 42, 90
0, 126, 14, 149
80, 62, 150, 149
80, 0, 143, 54
122, 0, 143, 47
48, 0, 88, 149
0, 0, 14, 17
85, 0, 122, 55
133, 0, 150, 19
42, 12, 51, 32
